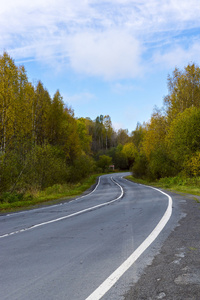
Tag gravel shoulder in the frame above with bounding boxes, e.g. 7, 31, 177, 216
124, 191, 200, 300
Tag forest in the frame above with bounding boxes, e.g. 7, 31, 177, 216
1, 52, 200, 204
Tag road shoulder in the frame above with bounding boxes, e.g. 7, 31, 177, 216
124, 192, 200, 300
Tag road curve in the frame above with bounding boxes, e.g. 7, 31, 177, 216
0, 173, 180, 300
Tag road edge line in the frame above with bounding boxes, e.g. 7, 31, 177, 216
85, 186, 172, 300
0, 176, 123, 239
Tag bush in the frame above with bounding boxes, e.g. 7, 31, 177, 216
22, 144, 69, 190
0, 151, 23, 194
184, 152, 200, 177
166, 107, 200, 170
0, 192, 24, 203
114, 151, 128, 170
0, 144, 69, 194
132, 153, 148, 178
148, 148, 177, 180
68, 155, 95, 182
97, 155, 112, 172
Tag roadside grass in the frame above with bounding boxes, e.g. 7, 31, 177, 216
126, 175, 200, 197
0, 174, 102, 213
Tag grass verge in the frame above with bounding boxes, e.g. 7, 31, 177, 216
0, 174, 101, 213
126, 175, 200, 197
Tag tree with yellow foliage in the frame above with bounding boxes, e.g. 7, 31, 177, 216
122, 142, 137, 168
142, 108, 167, 161
166, 106, 200, 172
0, 52, 19, 153
164, 64, 200, 122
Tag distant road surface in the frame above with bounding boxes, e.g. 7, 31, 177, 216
0, 173, 181, 300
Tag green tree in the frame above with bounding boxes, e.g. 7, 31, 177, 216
148, 147, 176, 179
92, 115, 104, 151
142, 108, 167, 161
117, 129, 129, 145
132, 153, 148, 178
97, 155, 112, 172
68, 154, 95, 182
114, 145, 128, 170
122, 142, 137, 168
62, 107, 81, 162
23, 144, 68, 190
90, 115, 116, 152
0, 52, 19, 153
103, 115, 114, 150
164, 64, 200, 122
33, 81, 52, 145
131, 122, 146, 150
47, 90, 65, 146
77, 118, 92, 154
166, 106, 200, 171
184, 152, 200, 177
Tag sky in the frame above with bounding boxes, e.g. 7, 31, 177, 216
1, 0, 200, 132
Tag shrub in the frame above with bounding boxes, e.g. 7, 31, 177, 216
184, 152, 200, 177
23, 144, 68, 190
0, 192, 24, 203
148, 147, 177, 180
132, 153, 148, 178
97, 155, 112, 172
68, 155, 95, 182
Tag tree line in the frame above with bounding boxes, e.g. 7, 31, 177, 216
131, 63, 200, 180
1, 51, 200, 199
88, 63, 200, 181
0, 52, 134, 197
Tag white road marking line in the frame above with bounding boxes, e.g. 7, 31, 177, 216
5, 203, 63, 217
75, 176, 101, 200
4, 177, 102, 217
111, 177, 124, 198
86, 186, 172, 300
0, 177, 123, 239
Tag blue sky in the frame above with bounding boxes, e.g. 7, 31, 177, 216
1, 0, 200, 132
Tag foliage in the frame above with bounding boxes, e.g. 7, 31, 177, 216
0, 52, 105, 197
87, 114, 118, 152
97, 155, 112, 172
23, 144, 68, 190
127, 175, 200, 197
0, 174, 101, 212
77, 118, 92, 154
131, 122, 146, 150
142, 108, 167, 161
68, 155, 95, 182
166, 107, 200, 170
117, 129, 129, 145
148, 147, 176, 180
131, 63, 200, 181
2, 51, 200, 203
132, 153, 148, 178
0, 149, 23, 193
164, 64, 200, 121
114, 149, 128, 170
122, 142, 137, 168
184, 152, 200, 177
0, 192, 24, 203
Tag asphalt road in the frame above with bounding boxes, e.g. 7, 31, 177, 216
0, 173, 183, 300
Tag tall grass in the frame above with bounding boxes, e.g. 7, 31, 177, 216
0, 174, 100, 213
126, 175, 200, 196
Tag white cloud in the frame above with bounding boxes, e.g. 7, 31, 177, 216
63, 91, 96, 105
1, 0, 200, 80
111, 82, 141, 93
112, 121, 125, 131
68, 29, 142, 80
152, 41, 200, 69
